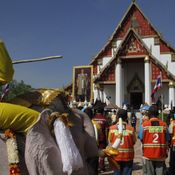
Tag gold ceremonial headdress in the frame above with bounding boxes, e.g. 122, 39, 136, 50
37, 88, 63, 105
9, 88, 68, 107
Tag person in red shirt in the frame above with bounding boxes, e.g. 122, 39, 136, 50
139, 105, 169, 175
168, 109, 175, 175
92, 109, 108, 172
108, 109, 136, 175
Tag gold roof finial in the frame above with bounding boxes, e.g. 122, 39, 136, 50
132, 0, 136, 3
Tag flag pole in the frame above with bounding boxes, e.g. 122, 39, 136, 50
160, 72, 164, 121
161, 94, 164, 121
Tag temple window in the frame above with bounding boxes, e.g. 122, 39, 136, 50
172, 53, 175, 61
154, 37, 160, 45
97, 58, 103, 65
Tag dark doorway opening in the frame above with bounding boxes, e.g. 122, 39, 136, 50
130, 92, 142, 109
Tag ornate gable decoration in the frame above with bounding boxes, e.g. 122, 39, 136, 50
120, 34, 147, 57
115, 5, 156, 39
91, 2, 175, 66
101, 64, 115, 82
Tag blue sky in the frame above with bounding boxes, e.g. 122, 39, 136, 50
0, 0, 175, 88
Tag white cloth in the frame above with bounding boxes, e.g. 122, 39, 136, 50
54, 119, 84, 175
112, 118, 123, 149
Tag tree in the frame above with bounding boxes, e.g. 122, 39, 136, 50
0, 80, 32, 101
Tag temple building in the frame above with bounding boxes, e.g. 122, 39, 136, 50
90, 1, 175, 109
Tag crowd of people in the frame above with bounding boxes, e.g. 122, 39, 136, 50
79, 102, 175, 175
1, 89, 175, 175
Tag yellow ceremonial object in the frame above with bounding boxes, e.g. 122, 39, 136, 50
47, 112, 73, 128
103, 146, 119, 156
0, 103, 39, 134
9, 89, 66, 107
0, 41, 14, 85
37, 89, 63, 105
92, 120, 101, 130
10, 97, 32, 108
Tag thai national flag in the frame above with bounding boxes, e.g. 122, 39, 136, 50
151, 74, 162, 101
0, 84, 10, 102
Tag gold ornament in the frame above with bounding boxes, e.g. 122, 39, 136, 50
103, 146, 119, 156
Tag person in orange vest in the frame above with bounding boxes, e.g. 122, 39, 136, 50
168, 109, 175, 175
139, 105, 169, 175
108, 109, 136, 175
92, 108, 108, 172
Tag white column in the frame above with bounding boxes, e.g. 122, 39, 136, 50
115, 59, 123, 107
144, 56, 151, 105
100, 89, 104, 102
93, 83, 98, 102
169, 81, 175, 108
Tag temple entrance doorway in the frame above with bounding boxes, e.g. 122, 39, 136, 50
127, 72, 144, 110
130, 92, 142, 109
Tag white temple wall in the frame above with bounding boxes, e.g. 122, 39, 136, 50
160, 54, 175, 75
143, 38, 175, 76
116, 40, 122, 48
98, 56, 112, 73
103, 85, 115, 104
102, 57, 111, 68
121, 67, 125, 103
143, 38, 154, 51
142, 38, 160, 59
93, 83, 98, 102
152, 45, 160, 59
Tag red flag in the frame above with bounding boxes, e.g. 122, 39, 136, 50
151, 74, 162, 101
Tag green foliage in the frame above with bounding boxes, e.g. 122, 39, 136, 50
158, 113, 169, 123
0, 80, 32, 101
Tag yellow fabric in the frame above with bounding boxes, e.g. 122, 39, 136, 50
10, 97, 32, 108
0, 102, 39, 134
0, 41, 14, 85
92, 120, 101, 130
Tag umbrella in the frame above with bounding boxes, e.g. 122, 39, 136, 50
104, 102, 119, 110
92, 99, 106, 110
